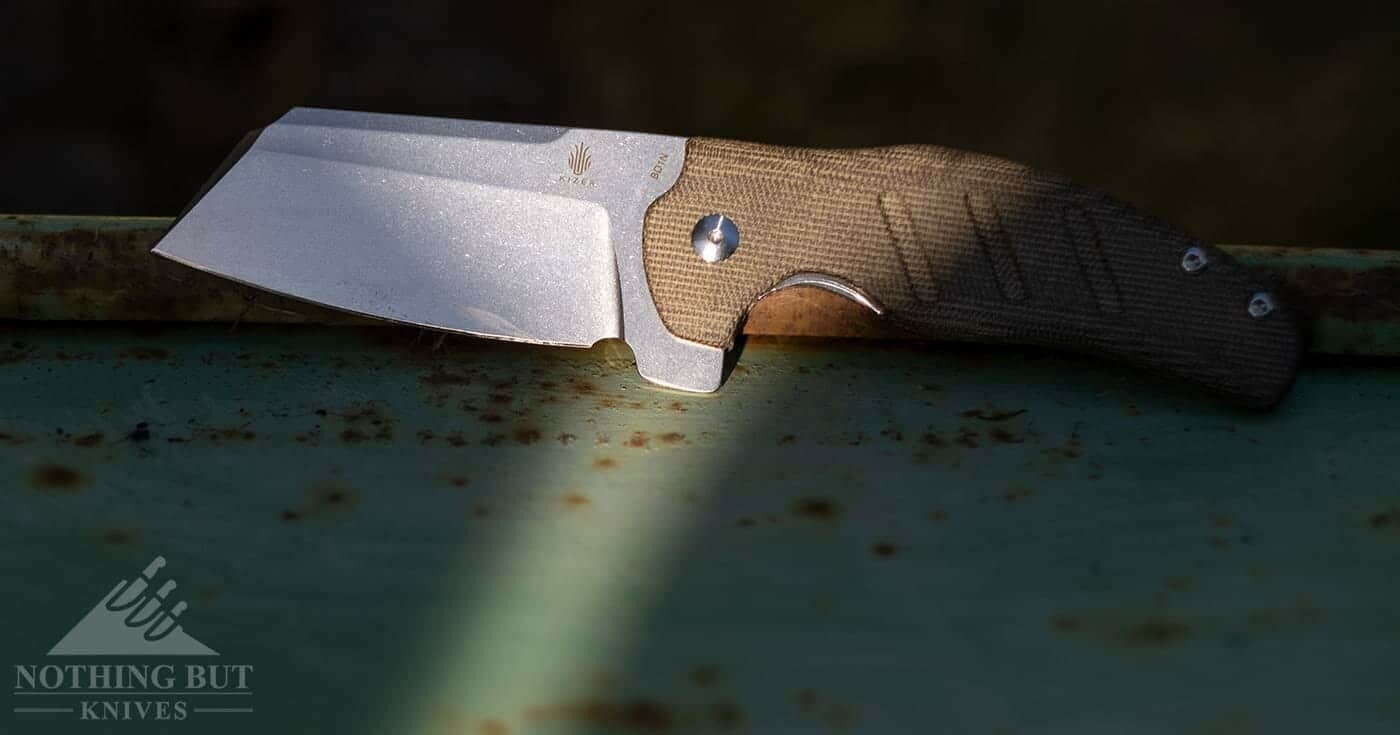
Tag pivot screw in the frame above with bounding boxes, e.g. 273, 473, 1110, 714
1181, 246, 1209, 273
1248, 291, 1275, 318
692, 214, 740, 263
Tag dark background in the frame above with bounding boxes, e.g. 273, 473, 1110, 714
3, 2, 1398, 246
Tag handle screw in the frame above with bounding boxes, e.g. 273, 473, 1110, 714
692, 214, 740, 263
1248, 291, 1275, 318
1181, 246, 1209, 273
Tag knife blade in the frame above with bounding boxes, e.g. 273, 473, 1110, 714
153, 107, 1302, 407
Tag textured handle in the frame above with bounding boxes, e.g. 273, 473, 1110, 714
641, 138, 1303, 408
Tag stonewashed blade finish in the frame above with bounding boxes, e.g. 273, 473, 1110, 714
153, 107, 723, 391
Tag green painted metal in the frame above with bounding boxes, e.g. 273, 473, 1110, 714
2, 319, 1398, 733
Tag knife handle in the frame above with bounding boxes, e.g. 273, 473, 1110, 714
641, 138, 1302, 407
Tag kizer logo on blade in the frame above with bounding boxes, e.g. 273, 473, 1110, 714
558, 142, 597, 188
567, 142, 591, 175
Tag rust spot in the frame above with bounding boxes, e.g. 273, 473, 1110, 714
339, 428, 370, 443
689, 666, 722, 687
920, 432, 946, 448
511, 426, 542, 445
570, 379, 598, 395
128, 422, 152, 442
927, 509, 948, 522
71, 432, 104, 447
557, 433, 577, 445
120, 346, 170, 361
331, 404, 395, 442
282, 485, 360, 522
478, 719, 510, 735
1045, 433, 1083, 460
1210, 514, 1235, 528
989, 427, 1024, 444
795, 689, 820, 713
1121, 618, 1190, 646
1002, 488, 1034, 503
319, 488, 353, 506
0, 342, 35, 365
955, 428, 979, 448
790, 497, 843, 521
524, 699, 673, 732
668, 401, 688, 412
480, 413, 503, 424
291, 425, 319, 445
736, 517, 756, 528
824, 702, 857, 730
960, 407, 1027, 421
777, 434, 796, 445
471, 504, 490, 518
625, 432, 650, 448
869, 541, 899, 557
31, 464, 85, 491
419, 368, 472, 386
481, 433, 506, 447
0, 430, 30, 444
562, 491, 592, 509
201, 427, 256, 443
658, 432, 686, 445
488, 393, 513, 405
100, 528, 140, 545
444, 433, 468, 447
1051, 613, 1190, 646
880, 427, 904, 441
592, 457, 617, 470
711, 701, 744, 729
447, 476, 469, 487
1369, 508, 1399, 531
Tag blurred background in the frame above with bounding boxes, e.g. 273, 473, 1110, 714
2, 1, 1397, 246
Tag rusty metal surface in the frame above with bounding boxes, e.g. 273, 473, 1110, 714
1, 321, 1398, 732
0, 214, 365, 326
5, 215, 1400, 355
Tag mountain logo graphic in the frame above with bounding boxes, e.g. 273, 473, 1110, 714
47, 556, 218, 656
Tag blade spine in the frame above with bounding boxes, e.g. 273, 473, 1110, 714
287, 105, 673, 139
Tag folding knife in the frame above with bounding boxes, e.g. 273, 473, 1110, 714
153, 108, 1302, 407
